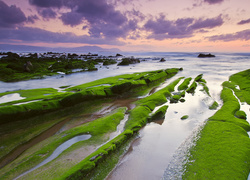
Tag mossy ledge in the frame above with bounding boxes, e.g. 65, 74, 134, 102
58, 78, 183, 179
0, 68, 182, 179
0, 68, 180, 124
182, 69, 250, 179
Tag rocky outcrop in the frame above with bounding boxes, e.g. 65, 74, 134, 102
198, 53, 215, 58
160, 58, 166, 62
118, 57, 140, 66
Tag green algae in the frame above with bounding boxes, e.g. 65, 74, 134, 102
0, 107, 127, 180
186, 74, 205, 94
0, 68, 180, 123
59, 75, 183, 179
149, 105, 168, 122
183, 69, 250, 180
227, 69, 250, 104
0, 68, 182, 180
178, 77, 192, 91
183, 121, 250, 180
181, 115, 189, 120
170, 94, 182, 103
199, 81, 210, 96
209, 88, 250, 131
194, 74, 203, 82
235, 110, 247, 120
209, 101, 219, 110
186, 81, 197, 94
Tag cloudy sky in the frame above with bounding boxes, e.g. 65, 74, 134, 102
0, 0, 249, 52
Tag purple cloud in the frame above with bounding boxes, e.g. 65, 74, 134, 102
28, 0, 138, 40
204, 0, 224, 4
38, 8, 57, 20
207, 29, 250, 42
0, 27, 124, 45
238, 18, 250, 25
190, 15, 223, 29
27, 15, 39, 24
144, 15, 223, 40
29, 0, 63, 8
0, 1, 26, 28
61, 12, 83, 27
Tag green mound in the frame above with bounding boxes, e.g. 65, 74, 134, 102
183, 69, 250, 179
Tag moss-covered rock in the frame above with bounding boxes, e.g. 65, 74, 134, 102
194, 74, 203, 82
183, 69, 250, 179
186, 81, 197, 94
183, 121, 250, 180
178, 77, 192, 91
149, 105, 168, 122
209, 88, 250, 131
170, 95, 181, 103
181, 115, 189, 120
209, 101, 219, 110
235, 110, 247, 119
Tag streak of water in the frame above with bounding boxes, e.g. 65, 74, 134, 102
107, 85, 215, 180
0, 93, 25, 104
14, 134, 91, 180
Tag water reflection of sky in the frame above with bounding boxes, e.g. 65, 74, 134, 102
0, 53, 249, 94
0, 93, 25, 104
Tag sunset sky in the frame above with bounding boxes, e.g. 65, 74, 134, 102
0, 0, 249, 52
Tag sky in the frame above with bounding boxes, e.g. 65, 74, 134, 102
0, 0, 249, 52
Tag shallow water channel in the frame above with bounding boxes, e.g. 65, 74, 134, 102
15, 134, 91, 180
107, 81, 216, 180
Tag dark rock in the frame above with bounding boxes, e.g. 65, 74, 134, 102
103, 59, 117, 66
116, 53, 123, 57
181, 115, 189, 120
180, 99, 185, 102
118, 57, 140, 66
198, 53, 215, 58
160, 58, 166, 62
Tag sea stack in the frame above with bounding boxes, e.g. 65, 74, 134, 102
198, 53, 216, 58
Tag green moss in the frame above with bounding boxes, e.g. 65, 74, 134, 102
149, 105, 168, 122
209, 101, 219, 110
180, 99, 185, 102
186, 74, 205, 94
228, 69, 250, 104
0, 68, 182, 179
183, 121, 250, 180
170, 94, 181, 103
0, 100, 61, 124
178, 77, 192, 91
125, 105, 152, 131
183, 69, 250, 179
235, 110, 247, 119
0, 107, 127, 180
199, 82, 210, 96
209, 88, 250, 131
137, 77, 182, 106
194, 74, 203, 82
181, 115, 189, 120
186, 81, 197, 94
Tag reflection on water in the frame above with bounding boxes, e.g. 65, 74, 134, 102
15, 134, 91, 180
0, 93, 25, 104
107, 85, 216, 180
